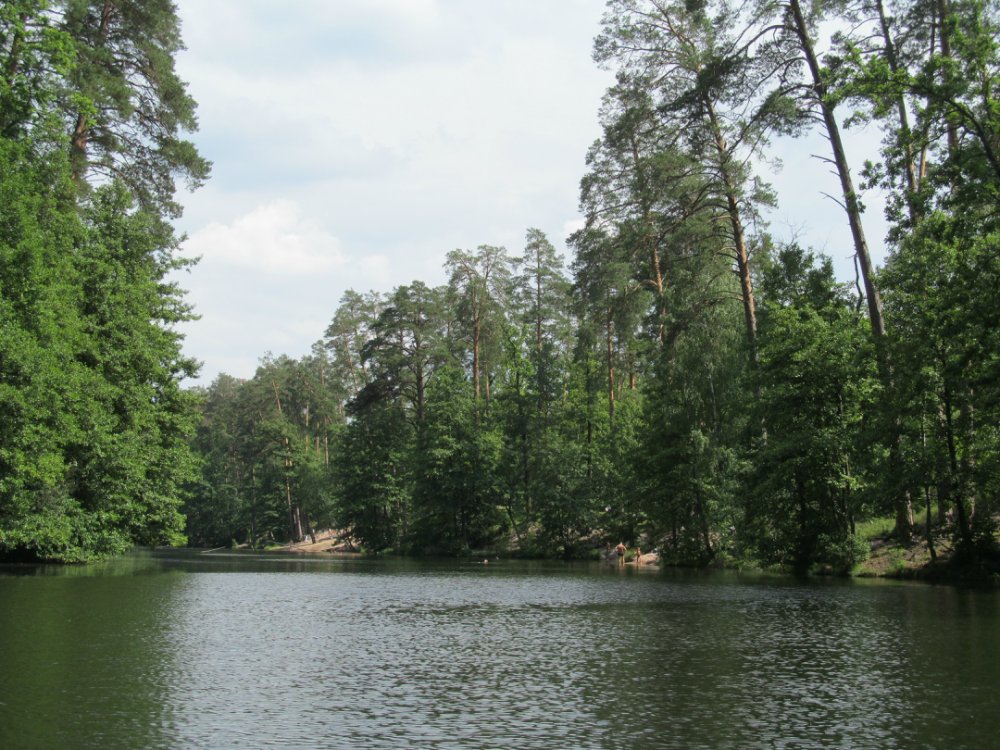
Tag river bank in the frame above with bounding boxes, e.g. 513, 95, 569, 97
854, 533, 1000, 585
263, 530, 663, 566
258, 525, 999, 585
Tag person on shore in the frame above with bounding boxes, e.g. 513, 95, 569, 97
615, 542, 627, 565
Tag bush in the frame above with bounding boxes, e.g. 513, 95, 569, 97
816, 532, 870, 575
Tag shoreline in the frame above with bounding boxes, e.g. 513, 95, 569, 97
248, 528, 999, 586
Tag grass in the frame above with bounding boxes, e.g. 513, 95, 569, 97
855, 515, 895, 543
851, 508, 1000, 583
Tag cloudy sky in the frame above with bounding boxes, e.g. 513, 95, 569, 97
171, 0, 887, 386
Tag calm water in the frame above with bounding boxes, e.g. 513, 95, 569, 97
1, 551, 998, 749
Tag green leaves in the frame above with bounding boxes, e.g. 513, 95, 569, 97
61, 0, 210, 215
748, 246, 877, 571
1, 3, 205, 562
174, 0, 999, 571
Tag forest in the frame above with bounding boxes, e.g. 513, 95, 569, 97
1, 0, 999, 574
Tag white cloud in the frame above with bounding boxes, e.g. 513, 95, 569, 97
169, 0, 615, 384
182, 200, 346, 275
358, 254, 391, 282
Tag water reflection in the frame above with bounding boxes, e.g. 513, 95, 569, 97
2, 552, 998, 749
0, 566, 184, 749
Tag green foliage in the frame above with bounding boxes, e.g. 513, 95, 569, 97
1, 0, 204, 562
638, 281, 749, 564
334, 395, 411, 552
744, 246, 877, 573
179, 0, 1000, 577
185, 354, 343, 548
0, 2, 76, 139
411, 366, 505, 553
61, 0, 211, 215
0, 146, 199, 561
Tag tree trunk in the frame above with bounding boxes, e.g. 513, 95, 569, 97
473, 314, 481, 400
788, 0, 886, 342
925, 486, 937, 562
630, 136, 667, 346
935, 404, 951, 525
535, 258, 544, 354
935, 0, 960, 154
958, 394, 977, 520
606, 308, 615, 423
788, 0, 910, 538
70, 0, 116, 182
874, 0, 920, 211
415, 368, 425, 425
704, 95, 758, 362
4, 13, 26, 85
943, 381, 971, 546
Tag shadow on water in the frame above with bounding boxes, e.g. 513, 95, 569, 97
0, 558, 185, 750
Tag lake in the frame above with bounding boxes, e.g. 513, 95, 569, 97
1, 550, 998, 749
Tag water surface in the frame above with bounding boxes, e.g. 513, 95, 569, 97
1, 551, 997, 749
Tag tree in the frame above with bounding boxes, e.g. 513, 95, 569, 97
59, 0, 210, 215
0, 137, 97, 560
324, 289, 383, 407
69, 183, 200, 548
594, 0, 793, 362
185, 376, 250, 547
640, 285, 748, 565
499, 229, 573, 542
828, 0, 1000, 550
0, 148, 200, 560
411, 365, 506, 553
445, 245, 513, 403
362, 282, 447, 426
882, 213, 1000, 553
762, 0, 926, 539
2, 0, 209, 562
334, 382, 413, 552
747, 245, 876, 573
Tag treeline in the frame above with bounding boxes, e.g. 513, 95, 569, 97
0, 1, 208, 561
188, 0, 1000, 572
3, 1, 997, 571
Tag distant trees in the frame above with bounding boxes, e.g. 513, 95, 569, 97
184, 0, 999, 571
186, 355, 340, 548
186, 229, 588, 555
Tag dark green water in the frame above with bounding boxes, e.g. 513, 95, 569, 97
1, 551, 998, 749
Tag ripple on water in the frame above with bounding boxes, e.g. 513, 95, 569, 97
148, 568, 1000, 749
4, 556, 997, 750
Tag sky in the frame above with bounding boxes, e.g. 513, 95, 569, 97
170, 0, 888, 386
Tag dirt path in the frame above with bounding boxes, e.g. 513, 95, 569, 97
278, 530, 359, 555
